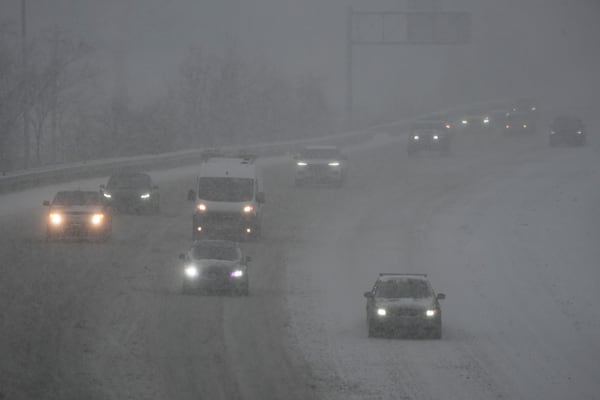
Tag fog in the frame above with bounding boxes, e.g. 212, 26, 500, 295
1, 2, 600, 399
2, 0, 598, 114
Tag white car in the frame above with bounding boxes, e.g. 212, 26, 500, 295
180, 240, 250, 296
294, 145, 347, 187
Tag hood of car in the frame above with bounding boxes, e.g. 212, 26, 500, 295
192, 259, 241, 270
50, 205, 103, 214
375, 297, 436, 310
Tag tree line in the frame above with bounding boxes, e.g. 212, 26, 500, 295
0, 23, 332, 172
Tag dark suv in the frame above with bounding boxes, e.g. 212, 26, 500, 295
364, 273, 445, 339
100, 171, 160, 214
549, 116, 586, 147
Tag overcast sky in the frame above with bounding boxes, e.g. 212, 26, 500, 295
1, 0, 598, 116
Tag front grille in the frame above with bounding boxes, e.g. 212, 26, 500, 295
391, 308, 422, 317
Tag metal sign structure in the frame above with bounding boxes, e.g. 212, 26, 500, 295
346, 7, 471, 118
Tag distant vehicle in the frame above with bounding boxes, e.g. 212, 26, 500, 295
100, 171, 160, 214
187, 153, 265, 240
549, 116, 586, 147
407, 120, 451, 155
455, 114, 491, 133
364, 273, 445, 339
511, 98, 539, 120
422, 112, 454, 132
43, 190, 112, 241
503, 112, 536, 135
294, 145, 347, 187
180, 240, 250, 296
486, 109, 510, 130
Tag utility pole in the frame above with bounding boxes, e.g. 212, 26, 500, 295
345, 6, 353, 123
21, 0, 30, 168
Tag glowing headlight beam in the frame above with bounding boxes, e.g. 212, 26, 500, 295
328, 162, 340, 167
296, 161, 308, 166
103, 193, 112, 199
413, 135, 420, 141
184, 266, 198, 278
49, 213, 62, 225
91, 214, 104, 225
140, 193, 151, 199
433, 135, 439, 140
243, 205, 254, 213
426, 309, 437, 317
197, 203, 207, 212
377, 308, 387, 316
230, 270, 244, 278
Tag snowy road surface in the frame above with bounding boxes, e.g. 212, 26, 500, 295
0, 128, 599, 399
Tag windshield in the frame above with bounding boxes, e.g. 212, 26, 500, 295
191, 244, 241, 261
375, 279, 432, 299
107, 173, 151, 189
197, 177, 254, 202
552, 117, 582, 130
300, 148, 341, 159
53, 191, 102, 206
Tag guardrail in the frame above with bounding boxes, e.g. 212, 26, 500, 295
0, 99, 508, 194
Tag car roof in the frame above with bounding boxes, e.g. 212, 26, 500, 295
303, 145, 339, 150
377, 273, 430, 282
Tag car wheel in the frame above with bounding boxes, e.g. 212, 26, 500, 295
368, 322, 378, 338
430, 323, 442, 340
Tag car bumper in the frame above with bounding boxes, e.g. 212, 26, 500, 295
295, 166, 343, 182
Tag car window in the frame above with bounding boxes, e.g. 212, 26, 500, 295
53, 191, 102, 206
375, 279, 432, 299
300, 148, 341, 159
191, 245, 241, 261
197, 177, 254, 202
107, 173, 151, 189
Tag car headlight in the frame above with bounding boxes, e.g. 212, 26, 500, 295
445, 124, 451, 129
531, 107, 536, 111
483, 118, 490, 124
184, 265, 199, 278
243, 205, 254, 213
550, 130, 556, 135
576, 130, 583, 135
377, 308, 387, 317
103, 192, 112, 199
91, 213, 104, 225
140, 193, 151, 199
297, 161, 308, 166
197, 203, 207, 212
433, 135, 439, 140
426, 309, 437, 317
523, 124, 528, 128
230, 269, 244, 278
506, 125, 511, 129
461, 120, 468, 125
328, 162, 340, 167
49, 213, 62, 225
413, 135, 420, 141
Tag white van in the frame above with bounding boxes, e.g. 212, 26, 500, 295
188, 154, 265, 240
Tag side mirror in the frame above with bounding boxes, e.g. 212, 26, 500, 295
43, 200, 50, 206
187, 189, 196, 201
245, 256, 252, 264
364, 291, 373, 299
437, 293, 446, 300
256, 192, 266, 204
178, 253, 186, 260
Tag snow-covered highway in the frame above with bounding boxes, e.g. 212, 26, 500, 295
0, 126, 599, 399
